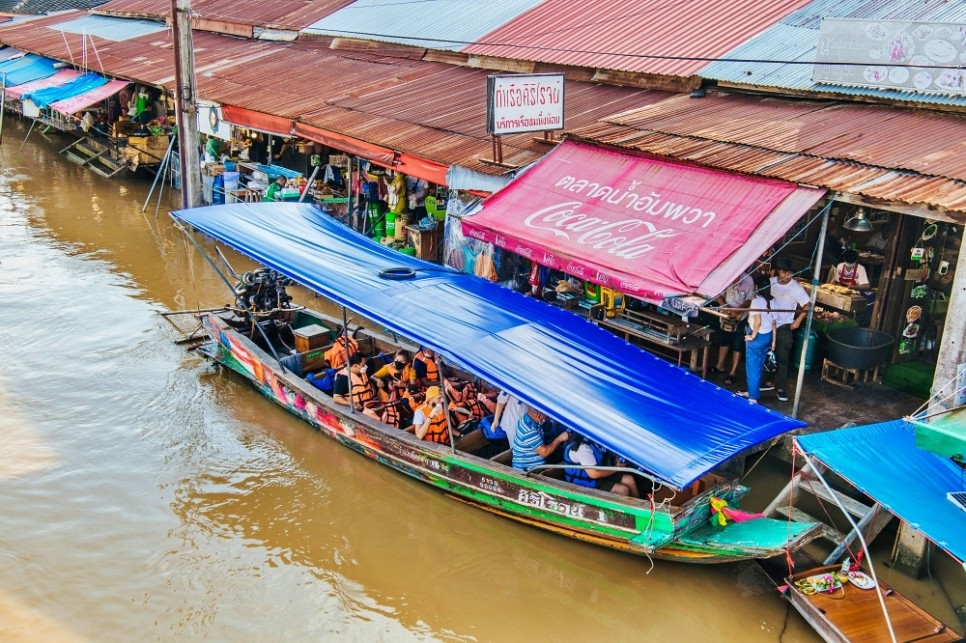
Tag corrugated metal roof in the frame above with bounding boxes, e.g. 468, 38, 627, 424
701, 0, 966, 107
50, 13, 163, 40
94, 0, 354, 31
0, 13, 670, 175
463, 0, 813, 76
303, 0, 543, 51
570, 92, 966, 216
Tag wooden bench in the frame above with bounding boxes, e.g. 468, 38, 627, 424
454, 428, 489, 454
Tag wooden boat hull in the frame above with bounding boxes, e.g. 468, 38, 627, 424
196, 311, 820, 564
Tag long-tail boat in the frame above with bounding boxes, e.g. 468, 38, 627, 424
170, 202, 820, 564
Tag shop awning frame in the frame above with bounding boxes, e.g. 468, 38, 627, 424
461, 140, 825, 304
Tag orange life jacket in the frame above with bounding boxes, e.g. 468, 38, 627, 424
416, 403, 450, 444
413, 351, 439, 382
325, 335, 359, 369
350, 370, 374, 406
382, 389, 401, 428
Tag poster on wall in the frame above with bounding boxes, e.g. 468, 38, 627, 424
814, 18, 966, 94
197, 100, 231, 140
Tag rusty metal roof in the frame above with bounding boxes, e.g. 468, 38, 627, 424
94, 0, 353, 32
463, 0, 814, 76
0, 14, 670, 174
570, 92, 966, 216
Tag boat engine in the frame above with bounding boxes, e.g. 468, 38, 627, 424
235, 268, 294, 313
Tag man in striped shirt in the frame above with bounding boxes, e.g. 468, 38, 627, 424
511, 408, 570, 471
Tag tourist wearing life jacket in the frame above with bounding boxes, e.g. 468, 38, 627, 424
412, 347, 440, 386
827, 249, 870, 291
445, 379, 488, 427
412, 386, 450, 444
563, 434, 640, 498
332, 353, 373, 411
324, 334, 359, 370
371, 350, 415, 390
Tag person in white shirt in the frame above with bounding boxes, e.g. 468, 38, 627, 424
741, 274, 776, 404
491, 391, 528, 446
769, 260, 810, 403
827, 249, 871, 291
711, 271, 754, 386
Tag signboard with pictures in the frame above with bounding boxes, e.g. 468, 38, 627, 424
486, 73, 565, 135
813, 18, 966, 95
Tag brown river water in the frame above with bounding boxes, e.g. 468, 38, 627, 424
0, 118, 826, 641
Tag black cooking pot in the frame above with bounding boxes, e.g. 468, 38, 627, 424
826, 327, 894, 370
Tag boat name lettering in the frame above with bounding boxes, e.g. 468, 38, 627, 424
523, 202, 679, 259
517, 489, 585, 518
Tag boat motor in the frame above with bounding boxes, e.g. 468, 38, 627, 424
235, 268, 294, 313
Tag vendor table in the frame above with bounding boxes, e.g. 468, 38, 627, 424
593, 310, 711, 376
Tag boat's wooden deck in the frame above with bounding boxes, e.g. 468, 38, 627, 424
787, 565, 961, 642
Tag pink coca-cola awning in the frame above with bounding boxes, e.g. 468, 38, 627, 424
461, 140, 825, 303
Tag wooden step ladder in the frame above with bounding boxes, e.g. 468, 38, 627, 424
763, 460, 893, 565
59, 137, 129, 177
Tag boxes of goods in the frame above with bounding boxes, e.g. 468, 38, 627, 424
293, 324, 331, 353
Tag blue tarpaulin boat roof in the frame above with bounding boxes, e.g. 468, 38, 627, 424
172, 202, 806, 490
22, 72, 107, 109
0, 54, 56, 87
797, 421, 966, 563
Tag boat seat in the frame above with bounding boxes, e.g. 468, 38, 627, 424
490, 449, 513, 465
454, 428, 488, 454
540, 467, 565, 480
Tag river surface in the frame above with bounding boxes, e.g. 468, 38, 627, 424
0, 119, 825, 641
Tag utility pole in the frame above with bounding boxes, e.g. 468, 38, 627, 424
928, 236, 966, 416
171, 0, 202, 208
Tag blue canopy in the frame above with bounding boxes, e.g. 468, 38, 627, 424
22, 72, 107, 109
797, 421, 966, 563
0, 54, 56, 87
172, 203, 805, 489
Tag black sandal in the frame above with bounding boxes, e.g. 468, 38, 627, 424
724, 375, 736, 385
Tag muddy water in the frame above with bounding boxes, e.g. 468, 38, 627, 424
0, 119, 820, 641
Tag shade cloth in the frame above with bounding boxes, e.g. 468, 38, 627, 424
172, 202, 806, 489
50, 79, 129, 115
797, 420, 966, 563
462, 140, 825, 303
4, 68, 82, 99
0, 54, 56, 87
22, 72, 107, 109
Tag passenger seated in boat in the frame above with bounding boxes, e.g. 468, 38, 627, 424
493, 391, 529, 445
332, 353, 374, 411
412, 347, 440, 386
371, 351, 415, 389
412, 386, 450, 444
563, 434, 640, 498
324, 334, 359, 370
511, 408, 570, 471
444, 379, 488, 425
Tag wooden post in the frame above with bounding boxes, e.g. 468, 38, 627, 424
171, 0, 202, 208
928, 230, 966, 417
891, 521, 931, 578
793, 204, 829, 418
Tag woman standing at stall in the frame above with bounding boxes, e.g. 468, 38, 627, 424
741, 274, 776, 405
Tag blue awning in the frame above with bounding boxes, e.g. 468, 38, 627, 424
22, 72, 107, 109
172, 202, 806, 489
797, 421, 966, 563
0, 54, 56, 87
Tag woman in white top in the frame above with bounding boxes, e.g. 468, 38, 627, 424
742, 274, 777, 404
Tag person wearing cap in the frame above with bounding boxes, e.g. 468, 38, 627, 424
769, 259, 810, 403
827, 249, 871, 291
412, 385, 450, 444
512, 408, 570, 471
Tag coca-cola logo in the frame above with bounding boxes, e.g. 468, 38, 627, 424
524, 202, 677, 259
